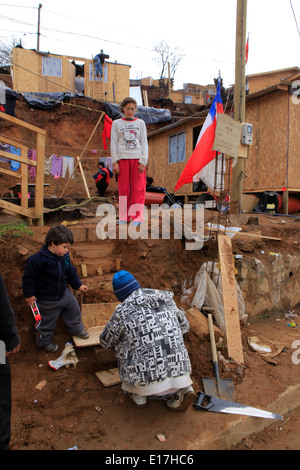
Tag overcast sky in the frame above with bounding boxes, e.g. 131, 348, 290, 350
1, 0, 299, 89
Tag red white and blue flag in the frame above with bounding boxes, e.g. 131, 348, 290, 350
175, 80, 224, 192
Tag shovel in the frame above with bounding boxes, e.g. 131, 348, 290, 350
193, 393, 283, 420
202, 314, 236, 401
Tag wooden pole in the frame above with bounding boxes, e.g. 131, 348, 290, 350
168, 62, 172, 100
230, 0, 247, 224
60, 112, 104, 197
37, 4, 42, 52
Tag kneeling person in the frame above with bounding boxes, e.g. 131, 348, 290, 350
99, 270, 195, 410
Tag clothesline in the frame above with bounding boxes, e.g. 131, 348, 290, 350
0, 141, 113, 181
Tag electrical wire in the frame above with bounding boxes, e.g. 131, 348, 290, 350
290, 0, 300, 37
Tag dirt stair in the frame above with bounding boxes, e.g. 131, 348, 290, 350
71, 237, 117, 276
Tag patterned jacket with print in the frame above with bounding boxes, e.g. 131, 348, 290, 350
99, 288, 191, 387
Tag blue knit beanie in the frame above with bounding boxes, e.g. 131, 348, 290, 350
113, 270, 141, 301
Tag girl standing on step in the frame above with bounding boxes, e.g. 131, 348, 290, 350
110, 97, 148, 226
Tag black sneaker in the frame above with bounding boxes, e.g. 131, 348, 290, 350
76, 329, 90, 339
43, 343, 59, 353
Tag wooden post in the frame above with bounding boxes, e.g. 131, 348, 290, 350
230, 0, 247, 224
77, 156, 91, 198
218, 234, 244, 364
35, 131, 45, 225
60, 112, 104, 197
168, 62, 172, 100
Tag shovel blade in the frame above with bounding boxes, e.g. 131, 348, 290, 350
193, 393, 283, 420
202, 377, 236, 402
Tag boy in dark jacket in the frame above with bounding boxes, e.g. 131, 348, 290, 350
93, 161, 113, 197
22, 225, 89, 352
0, 274, 21, 450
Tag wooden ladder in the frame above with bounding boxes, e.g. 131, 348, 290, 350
93, 80, 104, 101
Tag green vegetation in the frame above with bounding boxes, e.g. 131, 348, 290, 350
0, 220, 34, 238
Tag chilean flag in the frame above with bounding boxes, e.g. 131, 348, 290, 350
175, 80, 224, 192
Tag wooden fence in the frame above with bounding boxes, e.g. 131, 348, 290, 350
0, 111, 45, 225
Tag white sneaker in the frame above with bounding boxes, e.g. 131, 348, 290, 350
166, 386, 196, 411
128, 393, 147, 408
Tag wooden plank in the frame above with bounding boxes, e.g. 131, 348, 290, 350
218, 234, 244, 364
0, 111, 46, 134
0, 199, 35, 218
81, 264, 88, 278
0, 167, 22, 179
0, 149, 34, 166
95, 368, 121, 387
73, 325, 104, 347
34, 132, 45, 224
207, 227, 281, 241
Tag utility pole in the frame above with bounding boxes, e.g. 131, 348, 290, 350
168, 62, 172, 100
37, 4, 42, 51
230, 0, 247, 224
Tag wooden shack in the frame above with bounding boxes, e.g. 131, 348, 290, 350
12, 47, 130, 103
147, 67, 300, 209
243, 70, 300, 203
147, 115, 206, 199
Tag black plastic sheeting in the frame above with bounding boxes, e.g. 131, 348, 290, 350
104, 102, 172, 124
1, 86, 20, 116
21, 92, 172, 124
22, 92, 77, 109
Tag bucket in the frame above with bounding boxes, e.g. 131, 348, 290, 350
17, 192, 30, 199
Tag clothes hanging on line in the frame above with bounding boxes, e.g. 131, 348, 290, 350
62, 156, 74, 178
44, 155, 53, 175
50, 154, 63, 179
28, 149, 36, 179
10, 146, 21, 171
102, 114, 112, 150
0, 142, 10, 162
99, 157, 113, 171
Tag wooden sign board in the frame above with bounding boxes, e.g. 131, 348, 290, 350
213, 114, 242, 158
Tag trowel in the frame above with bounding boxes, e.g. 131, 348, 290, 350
193, 393, 283, 420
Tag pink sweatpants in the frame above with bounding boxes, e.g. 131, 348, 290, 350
118, 159, 146, 222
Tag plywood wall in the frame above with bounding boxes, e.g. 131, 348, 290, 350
12, 48, 76, 94
13, 48, 40, 92
148, 120, 202, 195
85, 60, 130, 103
12, 48, 129, 103
244, 87, 300, 192
287, 92, 300, 189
